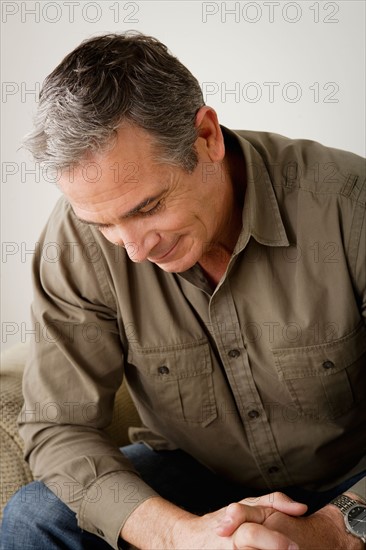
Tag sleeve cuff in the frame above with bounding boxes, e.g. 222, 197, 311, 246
346, 476, 366, 503
77, 471, 159, 549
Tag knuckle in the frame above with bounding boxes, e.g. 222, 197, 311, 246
240, 522, 258, 539
227, 502, 243, 515
226, 501, 246, 523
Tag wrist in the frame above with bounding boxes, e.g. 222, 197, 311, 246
167, 508, 198, 549
121, 496, 193, 550
318, 496, 365, 550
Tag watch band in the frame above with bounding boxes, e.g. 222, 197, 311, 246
330, 494, 359, 514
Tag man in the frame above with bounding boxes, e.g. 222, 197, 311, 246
1, 32, 365, 549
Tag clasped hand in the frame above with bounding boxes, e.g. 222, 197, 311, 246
172, 491, 307, 549
173, 491, 356, 550
216, 492, 306, 549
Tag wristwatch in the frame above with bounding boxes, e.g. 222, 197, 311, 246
330, 494, 366, 543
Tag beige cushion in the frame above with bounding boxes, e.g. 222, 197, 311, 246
1, 345, 33, 520
1, 342, 30, 376
0, 342, 141, 520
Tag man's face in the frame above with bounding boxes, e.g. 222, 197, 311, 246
60, 123, 232, 273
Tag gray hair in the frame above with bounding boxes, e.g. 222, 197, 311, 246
23, 32, 205, 172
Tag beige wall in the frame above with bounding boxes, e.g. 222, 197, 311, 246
1, 0, 365, 349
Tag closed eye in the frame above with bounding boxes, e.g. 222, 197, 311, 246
96, 200, 164, 231
139, 199, 164, 217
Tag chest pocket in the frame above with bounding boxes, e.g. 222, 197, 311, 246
126, 340, 217, 427
272, 323, 366, 420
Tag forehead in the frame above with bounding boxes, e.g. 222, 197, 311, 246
59, 125, 167, 208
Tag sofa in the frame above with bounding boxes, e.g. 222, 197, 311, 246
0, 342, 142, 521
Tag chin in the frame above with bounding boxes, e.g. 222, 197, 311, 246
154, 252, 199, 273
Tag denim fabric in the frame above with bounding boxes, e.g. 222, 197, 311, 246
1, 443, 365, 549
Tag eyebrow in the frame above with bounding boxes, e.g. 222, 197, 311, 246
75, 192, 165, 227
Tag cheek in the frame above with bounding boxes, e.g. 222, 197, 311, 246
163, 209, 207, 233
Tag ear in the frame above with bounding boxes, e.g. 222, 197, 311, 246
194, 106, 225, 162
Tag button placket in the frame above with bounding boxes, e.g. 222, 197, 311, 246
209, 287, 293, 488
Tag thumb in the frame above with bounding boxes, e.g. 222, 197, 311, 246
242, 492, 308, 517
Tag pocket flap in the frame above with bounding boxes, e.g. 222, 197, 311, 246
272, 323, 366, 380
127, 339, 212, 380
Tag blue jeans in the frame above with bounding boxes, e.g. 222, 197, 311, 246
1, 443, 364, 549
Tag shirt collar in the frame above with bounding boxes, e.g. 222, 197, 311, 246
222, 126, 290, 253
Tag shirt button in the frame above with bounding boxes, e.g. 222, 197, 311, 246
322, 360, 335, 369
268, 466, 279, 474
96, 528, 104, 537
248, 410, 260, 419
228, 349, 241, 358
158, 366, 170, 375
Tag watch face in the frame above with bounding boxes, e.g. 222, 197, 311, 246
347, 505, 366, 538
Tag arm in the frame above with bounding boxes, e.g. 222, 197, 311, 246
18, 199, 158, 549
121, 491, 306, 549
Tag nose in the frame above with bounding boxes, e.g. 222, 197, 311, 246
106, 223, 161, 262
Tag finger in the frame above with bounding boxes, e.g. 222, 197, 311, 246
215, 502, 267, 537
233, 522, 299, 550
240, 492, 308, 517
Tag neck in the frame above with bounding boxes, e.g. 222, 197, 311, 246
198, 134, 246, 287
199, 247, 233, 287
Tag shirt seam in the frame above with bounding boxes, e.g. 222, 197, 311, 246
272, 181, 366, 206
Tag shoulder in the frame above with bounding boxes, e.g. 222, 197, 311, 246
40, 196, 121, 260
233, 129, 365, 203
35, 197, 130, 288
42, 196, 96, 241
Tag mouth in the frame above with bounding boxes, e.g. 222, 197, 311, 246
148, 238, 180, 263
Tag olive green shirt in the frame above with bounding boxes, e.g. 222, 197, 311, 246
19, 128, 366, 549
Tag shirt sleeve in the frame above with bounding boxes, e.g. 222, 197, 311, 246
340, 160, 366, 501
348, 477, 366, 503
18, 198, 158, 549
354, 197, 366, 324
343, 163, 366, 502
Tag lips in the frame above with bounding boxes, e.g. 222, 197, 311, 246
148, 238, 180, 263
